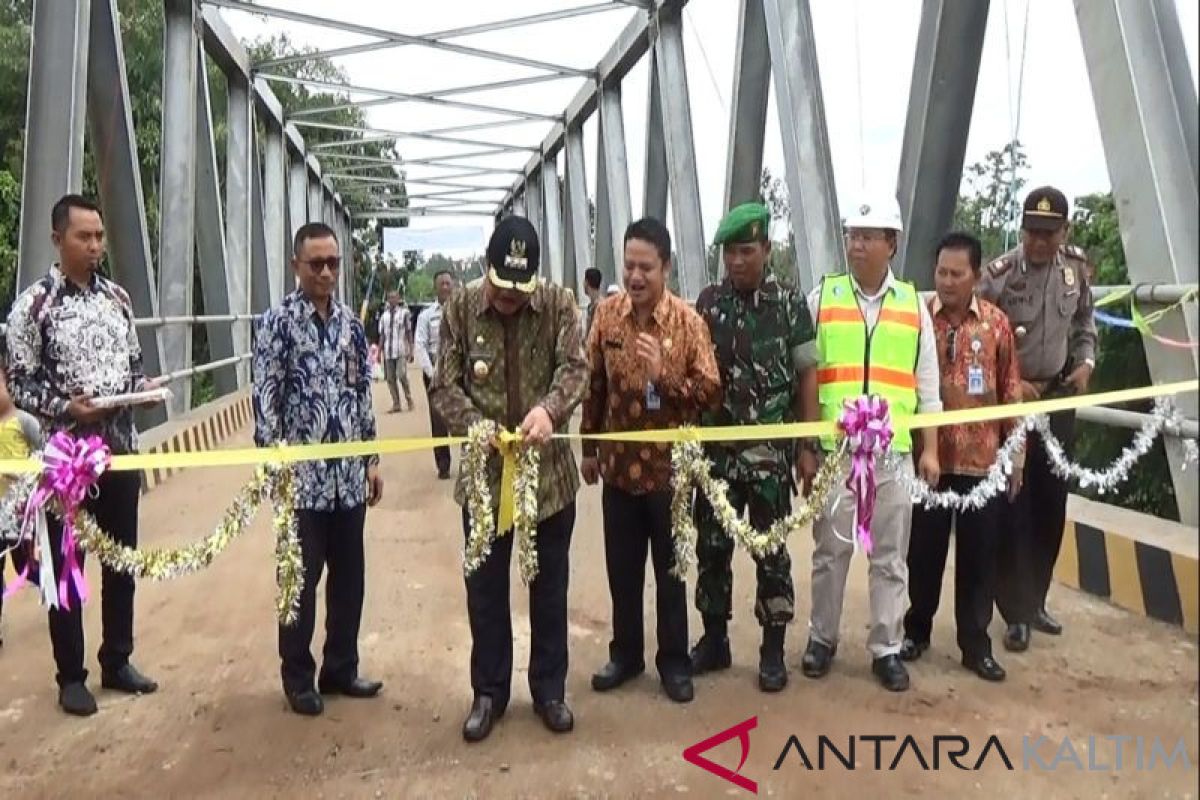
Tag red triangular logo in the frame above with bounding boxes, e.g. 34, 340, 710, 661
682, 716, 758, 794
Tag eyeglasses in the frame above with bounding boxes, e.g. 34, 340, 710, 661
300, 257, 342, 273
844, 230, 889, 243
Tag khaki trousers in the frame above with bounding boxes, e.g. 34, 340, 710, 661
809, 457, 914, 659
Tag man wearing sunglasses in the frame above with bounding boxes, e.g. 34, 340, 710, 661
979, 186, 1097, 652
253, 222, 384, 717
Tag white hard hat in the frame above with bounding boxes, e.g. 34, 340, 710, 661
843, 193, 904, 233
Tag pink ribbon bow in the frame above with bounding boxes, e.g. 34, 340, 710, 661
20, 432, 111, 609
838, 396, 894, 555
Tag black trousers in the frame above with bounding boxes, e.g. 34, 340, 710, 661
423, 374, 451, 474
601, 484, 689, 680
997, 410, 1075, 625
463, 503, 574, 712
904, 475, 1005, 660
279, 505, 367, 695
41, 470, 142, 687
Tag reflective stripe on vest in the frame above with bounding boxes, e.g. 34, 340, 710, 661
816, 273, 920, 452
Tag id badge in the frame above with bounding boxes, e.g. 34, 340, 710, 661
967, 364, 985, 395
645, 381, 662, 411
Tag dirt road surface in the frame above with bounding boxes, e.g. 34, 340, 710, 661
1, 381, 1196, 798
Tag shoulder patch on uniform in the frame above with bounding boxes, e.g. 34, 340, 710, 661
987, 258, 1013, 277
1062, 244, 1087, 261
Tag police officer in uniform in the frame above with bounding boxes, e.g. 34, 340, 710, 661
979, 186, 1097, 652
690, 203, 815, 693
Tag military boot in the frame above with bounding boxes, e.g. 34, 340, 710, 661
689, 616, 732, 675
758, 624, 787, 692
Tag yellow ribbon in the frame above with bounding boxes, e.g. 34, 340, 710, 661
495, 430, 522, 535
0, 380, 1194, 476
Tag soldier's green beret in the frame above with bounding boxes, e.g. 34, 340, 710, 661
714, 202, 771, 245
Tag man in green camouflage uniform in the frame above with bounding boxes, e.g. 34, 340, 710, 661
691, 203, 816, 692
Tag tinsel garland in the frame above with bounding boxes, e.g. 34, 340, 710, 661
461, 420, 543, 585
512, 443, 541, 585
0, 473, 39, 547
903, 397, 1198, 510
1183, 438, 1199, 470
1035, 397, 1194, 495
462, 420, 499, 577
70, 464, 304, 625
903, 420, 1031, 511
668, 441, 701, 579
271, 467, 304, 625
669, 436, 846, 572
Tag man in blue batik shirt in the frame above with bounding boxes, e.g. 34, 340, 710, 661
253, 221, 384, 717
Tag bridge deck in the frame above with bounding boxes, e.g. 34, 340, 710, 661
1, 377, 1196, 797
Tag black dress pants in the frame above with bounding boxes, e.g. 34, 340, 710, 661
423, 374, 451, 475
997, 410, 1075, 625
463, 503, 574, 712
279, 505, 367, 695
44, 470, 142, 687
904, 475, 1005, 660
601, 484, 690, 680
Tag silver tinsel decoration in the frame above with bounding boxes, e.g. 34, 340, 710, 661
0, 473, 38, 546
1036, 397, 1188, 495
903, 397, 1196, 508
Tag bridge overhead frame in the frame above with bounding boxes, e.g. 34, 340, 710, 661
14, 1, 1198, 521
16, 0, 355, 419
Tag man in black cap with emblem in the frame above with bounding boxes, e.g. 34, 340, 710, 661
430, 215, 588, 743
979, 186, 1097, 652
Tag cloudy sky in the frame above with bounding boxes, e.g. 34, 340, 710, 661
218, 0, 1200, 253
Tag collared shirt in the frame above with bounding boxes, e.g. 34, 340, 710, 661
929, 294, 1024, 477
252, 290, 378, 511
800, 269, 943, 413
696, 275, 814, 483
979, 244, 1097, 382
378, 304, 411, 360
414, 302, 444, 378
5, 264, 147, 454
581, 290, 721, 495
431, 281, 588, 521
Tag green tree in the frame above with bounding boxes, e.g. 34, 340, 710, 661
953, 141, 1029, 260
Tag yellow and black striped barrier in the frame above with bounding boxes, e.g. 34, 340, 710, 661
1056, 497, 1198, 635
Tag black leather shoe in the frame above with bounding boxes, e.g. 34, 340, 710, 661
1033, 608, 1063, 636
689, 633, 732, 675
286, 689, 324, 716
661, 674, 695, 703
533, 700, 574, 733
962, 654, 1006, 682
59, 682, 98, 717
801, 639, 836, 679
462, 696, 502, 743
872, 655, 911, 692
1003, 623, 1031, 652
101, 663, 159, 695
591, 660, 644, 692
900, 638, 929, 662
318, 675, 383, 698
